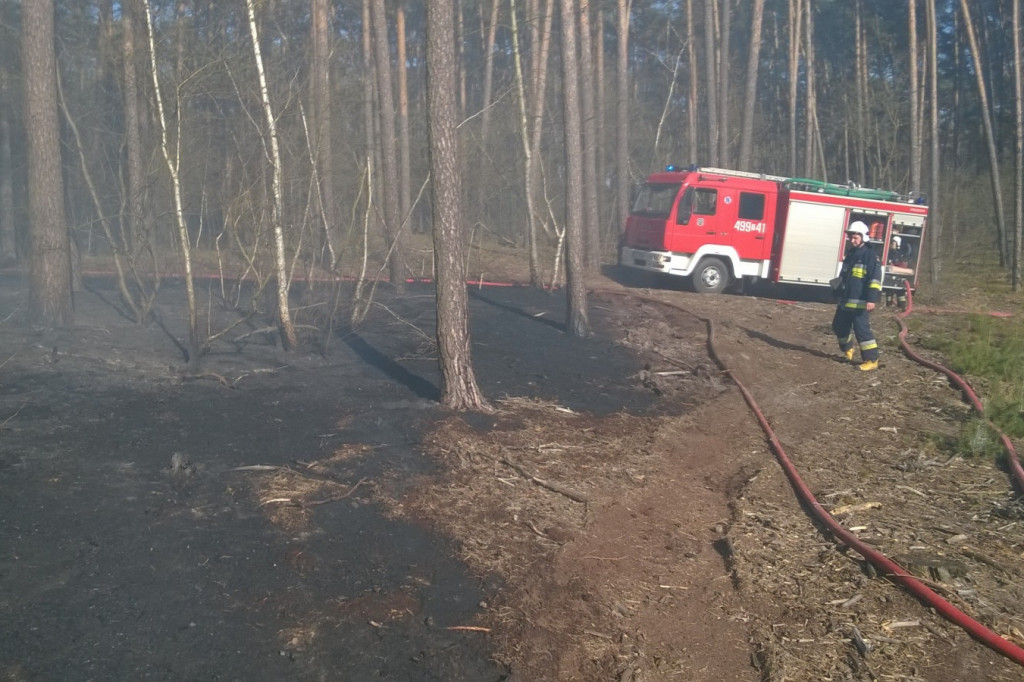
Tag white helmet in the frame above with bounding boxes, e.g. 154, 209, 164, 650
846, 221, 869, 238
891, 236, 901, 247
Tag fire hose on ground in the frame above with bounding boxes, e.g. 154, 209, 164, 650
595, 285, 1024, 667
894, 282, 1024, 493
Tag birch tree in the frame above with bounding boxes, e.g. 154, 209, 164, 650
245, 0, 299, 350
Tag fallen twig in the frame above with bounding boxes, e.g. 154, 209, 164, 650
500, 457, 589, 504
831, 501, 882, 515
182, 371, 238, 388
259, 477, 368, 508
445, 626, 490, 633
1, 403, 26, 428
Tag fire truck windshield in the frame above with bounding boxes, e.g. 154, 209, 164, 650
631, 182, 681, 218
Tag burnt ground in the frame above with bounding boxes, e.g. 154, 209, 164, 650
1, 268, 1023, 681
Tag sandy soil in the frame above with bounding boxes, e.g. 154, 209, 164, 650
1, 268, 1022, 681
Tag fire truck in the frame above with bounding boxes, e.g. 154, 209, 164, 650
618, 166, 927, 295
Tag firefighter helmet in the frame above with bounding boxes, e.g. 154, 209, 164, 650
846, 221, 870, 238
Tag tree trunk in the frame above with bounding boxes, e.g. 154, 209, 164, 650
529, 0, 556, 288
370, 0, 406, 292
686, 0, 698, 163
425, 0, 491, 412
579, 0, 601, 268
909, 0, 922, 192
802, 1, 817, 178
787, 0, 801, 176
595, 6, 608, 244
510, 0, 541, 287
1012, 0, 1022, 291
480, 0, 500, 145
245, 0, 298, 350
718, 0, 731, 168
362, 0, 378, 238
456, 0, 466, 120
926, 0, 941, 283
123, 0, 144, 263
616, 0, 631, 226
476, 0, 501, 238
958, 0, 1008, 267
0, 90, 15, 261
142, 0, 199, 362
22, 0, 73, 327
738, 0, 764, 171
851, 1, 860, 182
396, 4, 412, 234
311, 0, 337, 270
704, 0, 719, 167
559, 0, 591, 338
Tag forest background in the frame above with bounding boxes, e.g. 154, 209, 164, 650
2, 0, 1023, 379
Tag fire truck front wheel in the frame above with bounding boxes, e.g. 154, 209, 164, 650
692, 257, 730, 294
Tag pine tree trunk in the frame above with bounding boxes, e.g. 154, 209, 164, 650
370, 0, 407, 292
616, 0, 630, 226
704, 0, 719, 167
802, 1, 816, 178
718, 0, 731, 168
396, 5, 412, 233
787, 0, 801, 176
738, 0, 765, 171
123, 0, 144, 263
595, 7, 608, 245
926, 0, 941, 283
958, 0, 1008, 267
909, 0, 922, 192
1011, 0, 1022, 291
560, 0, 591, 338
579, 0, 601, 268
0, 91, 16, 261
686, 0, 699, 163
425, 0, 491, 412
22, 0, 73, 327
311, 0, 337, 269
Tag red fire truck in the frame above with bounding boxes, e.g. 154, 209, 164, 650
618, 166, 927, 295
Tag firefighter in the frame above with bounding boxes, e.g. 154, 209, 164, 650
833, 221, 882, 371
885, 236, 909, 310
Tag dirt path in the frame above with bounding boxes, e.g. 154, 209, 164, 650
405, 281, 1024, 680
1, 274, 1022, 680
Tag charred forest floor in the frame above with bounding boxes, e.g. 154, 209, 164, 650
1, 264, 1023, 681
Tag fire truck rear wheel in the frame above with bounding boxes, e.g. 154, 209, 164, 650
692, 257, 730, 294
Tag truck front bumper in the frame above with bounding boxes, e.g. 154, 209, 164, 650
620, 247, 692, 276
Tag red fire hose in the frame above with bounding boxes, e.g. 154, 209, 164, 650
597, 287, 1024, 667
894, 282, 1024, 492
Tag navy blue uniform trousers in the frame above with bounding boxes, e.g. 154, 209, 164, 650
832, 307, 879, 362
